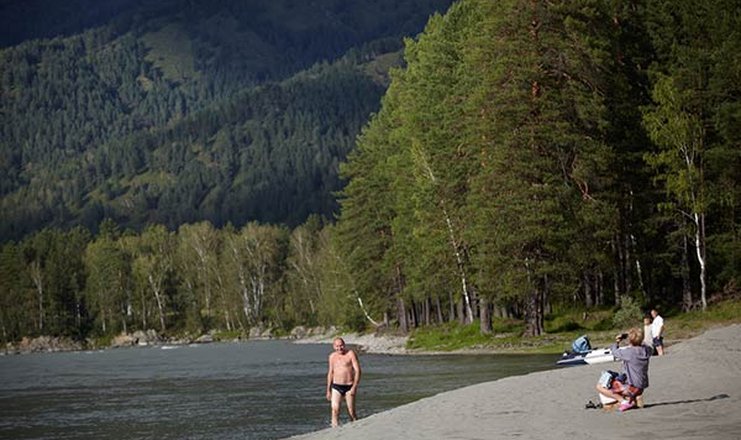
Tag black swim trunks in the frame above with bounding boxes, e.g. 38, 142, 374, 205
331, 383, 353, 396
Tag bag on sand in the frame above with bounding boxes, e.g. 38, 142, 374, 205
597, 370, 618, 388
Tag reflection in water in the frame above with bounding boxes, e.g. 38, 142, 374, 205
0, 341, 554, 439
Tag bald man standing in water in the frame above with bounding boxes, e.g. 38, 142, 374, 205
326, 337, 361, 427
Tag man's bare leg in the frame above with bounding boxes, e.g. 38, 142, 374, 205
345, 393, 357, 421
330, 390, 342, 427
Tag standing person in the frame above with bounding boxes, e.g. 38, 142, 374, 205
326, 337, 361, 427
596, 327, 652, 411
651, 308, 665, 355
642, 314, 654, 352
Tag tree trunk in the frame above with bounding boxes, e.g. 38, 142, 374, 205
448, 291, 456, 323
408, 301, 415, 329
584, 272, 593, 308
122, 304, 128, 334
479, 296, 492, 335
397, 297, 408, 334
140, 288, 147, 329
631, 234, 646, 297
444, 213, 474, 324
148, 274, 166, 332
612, 238, 621, 305
681, 227, 693, 311
624, 234, 633, 295
237, 269, 252, 324
435, 295, 443, 324
694, 212, 707, 310
414, 148, 473, 324
524, 288, 544, 336
356, 295, 381, 327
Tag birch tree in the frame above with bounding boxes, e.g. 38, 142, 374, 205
132, 225, 175, 332
224, 222, 286, 327
644, 77, 708, 310
177, 221, 220, 331
284, 216, 325, 326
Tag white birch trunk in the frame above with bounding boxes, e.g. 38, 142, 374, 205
444, 211, 474, 323
249, 272, 264, 324
693, 212, 707, 310
415, 147, 473, 323
630, 234, 646, 296
682, 137, 707, 311
238, 267, 251, 324
356, 295, 381, 327
148, 274, 166, 331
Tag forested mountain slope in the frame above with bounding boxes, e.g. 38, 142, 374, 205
0, 0, 453, 241
0, 0, 738, 344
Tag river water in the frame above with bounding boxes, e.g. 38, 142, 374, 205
0, 341, 555, 439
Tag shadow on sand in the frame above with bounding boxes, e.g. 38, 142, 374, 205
643, 393, 730, 408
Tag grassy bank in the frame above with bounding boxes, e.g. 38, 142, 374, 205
406, 299, 741, 354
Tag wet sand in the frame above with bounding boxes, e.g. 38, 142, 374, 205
290, 324, 741, 440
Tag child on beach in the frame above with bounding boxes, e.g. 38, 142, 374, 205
596, 327, 652, 412
643, 314, 654, 352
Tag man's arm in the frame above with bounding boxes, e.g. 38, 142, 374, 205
350, 351, 361, 394
326, 354, 334, 400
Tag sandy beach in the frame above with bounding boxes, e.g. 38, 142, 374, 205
290, 324, 741, 440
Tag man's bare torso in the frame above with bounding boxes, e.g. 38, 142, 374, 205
329, 351, 356, 385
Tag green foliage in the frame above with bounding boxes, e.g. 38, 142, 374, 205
407, 318, 529, 352
546, 319, 584, 333
212, 330, 244, 341
545, 308, 615, 334
408, 322, 492, 351
612, 297, 644, 330
672, 300, 741, 327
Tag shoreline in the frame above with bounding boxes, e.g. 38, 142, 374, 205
292, 332, 409, 354
289, 324, 741, 440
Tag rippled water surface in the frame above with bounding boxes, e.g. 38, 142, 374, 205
0, 341, 555, 439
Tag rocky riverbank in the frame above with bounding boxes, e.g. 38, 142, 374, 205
2, 335, 86, 354
292, 329, 409, 354
2, 326, 410, 355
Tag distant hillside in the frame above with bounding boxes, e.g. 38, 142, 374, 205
0, 0, 453, 241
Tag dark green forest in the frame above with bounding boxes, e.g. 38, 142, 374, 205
1, 0, 739, 345
0, 0, 452, 239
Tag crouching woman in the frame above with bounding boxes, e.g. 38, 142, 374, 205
596, 327, 652, 411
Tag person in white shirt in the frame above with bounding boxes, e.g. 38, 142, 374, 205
650, 308, 665, 355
